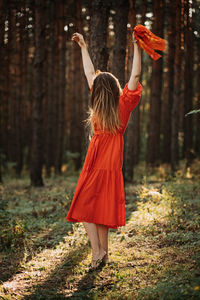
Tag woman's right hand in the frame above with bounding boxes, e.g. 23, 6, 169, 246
71, 32, 86, 48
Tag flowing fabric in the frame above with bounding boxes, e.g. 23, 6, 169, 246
134, 24, 165, 60
66, 82, 142, 229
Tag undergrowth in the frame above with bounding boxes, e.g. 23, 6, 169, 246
0, 160, 200, 299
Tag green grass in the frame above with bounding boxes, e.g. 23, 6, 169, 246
0, 160, 200, 299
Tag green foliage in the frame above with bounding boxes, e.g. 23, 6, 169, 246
185, 109, 200, 116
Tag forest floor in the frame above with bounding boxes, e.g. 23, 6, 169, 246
0, 160, 200, 300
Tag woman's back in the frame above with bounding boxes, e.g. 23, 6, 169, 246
93, 81, 142, 135
85, 81, 142, 172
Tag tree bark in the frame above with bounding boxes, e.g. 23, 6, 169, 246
146, 0, 165, 166
69, 0, 84, 170
112, 0, 129, 87
55, 0, 67, 174
123, 0, 138, 183
30, 0, 45, 186
183, 0, 194, 164
171, 0, 183, 171
195, 48, 200, 155
0, 0, 6, 182
25, 1, 35, 172
90, 0, 110, 71
162, 0, 176, 163
45, 1, 56, 177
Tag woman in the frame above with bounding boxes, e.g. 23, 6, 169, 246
66, 31, 142, 270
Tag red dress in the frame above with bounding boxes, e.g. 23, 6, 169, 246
66, 82, 142, 229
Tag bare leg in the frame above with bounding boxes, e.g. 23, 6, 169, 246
82, 222, 106, 267
96, 224, 109, 262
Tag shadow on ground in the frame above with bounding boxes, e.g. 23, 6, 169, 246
22, 242, 90, 300
0, 223, 73, 283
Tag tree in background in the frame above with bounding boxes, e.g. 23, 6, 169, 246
123, 0, 148, 183
0, 0, 199, 184
146, 0, 165, 166
54, 0, 67, 174
45, 0, 57, 177
171, 0, 183, 171
0, 0, 6, 183
110, 0, 130, 181
68, 0, 84, 171
123, 0, 137, 183
183, 0, 194, 164
162, 0, 176, 163
112, 0, 129, 87
90, 0, 110, 71
30, 0, 45, 186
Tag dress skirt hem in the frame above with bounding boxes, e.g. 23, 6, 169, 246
66, 215, 125, 229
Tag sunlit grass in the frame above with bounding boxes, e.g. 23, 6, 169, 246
0, 160, 200, 299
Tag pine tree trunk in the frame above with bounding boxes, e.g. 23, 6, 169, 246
123, 0, 137, 183
194, 46, 200, 155
162, 0, 176, 163
7, 3, 23, 175
52, 5, 60, 173
171, 0, 183, 171
68, 0, 84, 171
2, 4, 9, 166
112, 0, 129, 87
90, 0, 110, 71
15, 7, 23, 176
0, 0, 5, 182
20, 0, 28, 165
45, 1, 56, 177
8, 5, 17, 164
30, 0, 45, 186
25, 2, 35, 171
139, 0, 147, 149
146, 0, 165, 166
55, 0, 67, 174
183, 0, 194, 164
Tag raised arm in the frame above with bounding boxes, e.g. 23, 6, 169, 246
72, 33, 96, 89
128, 32, 141, 90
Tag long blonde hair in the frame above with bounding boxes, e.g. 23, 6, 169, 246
85, 71, 123, 136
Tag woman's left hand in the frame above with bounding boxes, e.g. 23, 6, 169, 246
132, 32, 137, 44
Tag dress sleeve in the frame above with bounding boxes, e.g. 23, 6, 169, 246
121, 81, 142, 112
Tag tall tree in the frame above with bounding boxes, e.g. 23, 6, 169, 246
7, 1, 24, 175
195, 47, 200, 155
123, 0, 138, 182
146, 0, 165, 166
123, 0, 147, 183
20, 0, 28, 167
111, 0, 130, 181
162, 0, 176, 163
25, 1, 35, 171
45, 0, 56, 177
90, 0, 110, 71
30, 0, 46, 186
68, 0, 84, 170
183, 0, 194, 163
0, 0, 6, 182
54, 0, 67, 174
1, 1, 10, 166
171, 0, 184, 171
194, 0, 200, 156
112, 0, 129, 87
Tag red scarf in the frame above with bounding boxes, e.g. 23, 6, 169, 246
134, 24, 166, 60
